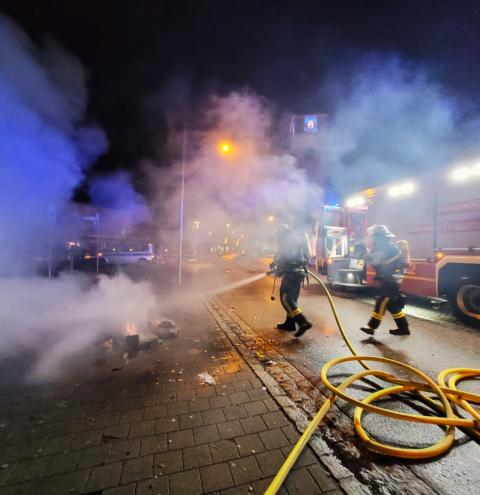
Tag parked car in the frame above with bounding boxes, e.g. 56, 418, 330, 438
100, 243, 156, 265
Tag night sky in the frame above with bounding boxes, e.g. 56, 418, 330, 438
3, 0, 480, 176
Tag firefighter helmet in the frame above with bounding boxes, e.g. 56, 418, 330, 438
366, 224, 395, 238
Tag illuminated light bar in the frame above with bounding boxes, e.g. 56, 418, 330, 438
345, 195, 366, 208
451, 167, 472, 181
388, 181, 416, 198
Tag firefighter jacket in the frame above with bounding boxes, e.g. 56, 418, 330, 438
273, 232, 311, 276
366, 238, 404, 283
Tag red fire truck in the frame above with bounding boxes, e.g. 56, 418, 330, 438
326, 163, 480, 326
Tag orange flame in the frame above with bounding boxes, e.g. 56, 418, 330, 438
125, 322, 136, 335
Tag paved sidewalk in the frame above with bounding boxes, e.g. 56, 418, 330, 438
0, 300, 342, 495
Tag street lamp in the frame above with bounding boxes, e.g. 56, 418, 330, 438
218, 140, 234, 155
178, 124, 187, 286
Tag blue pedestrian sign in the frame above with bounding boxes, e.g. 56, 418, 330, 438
304, 115, 318, 133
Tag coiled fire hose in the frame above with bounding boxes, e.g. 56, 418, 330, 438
265, 270, 480, 495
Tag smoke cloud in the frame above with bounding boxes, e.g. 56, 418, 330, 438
319, 55, 480, 194
149, 90, 324, 253
0, 14, 157, 383
0, 14, 107, 275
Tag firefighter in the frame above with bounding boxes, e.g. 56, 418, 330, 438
270, 224, 313, 337
360, 224, 410, 336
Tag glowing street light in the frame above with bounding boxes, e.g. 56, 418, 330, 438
267, 215, 275, 223
218, 140, 234, 155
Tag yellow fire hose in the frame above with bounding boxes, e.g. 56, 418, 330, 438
265, 270, 480, 495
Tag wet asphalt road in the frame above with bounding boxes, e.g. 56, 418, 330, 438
201, 257, 480, 495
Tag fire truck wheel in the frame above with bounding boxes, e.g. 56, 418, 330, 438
450, 281, 480, 327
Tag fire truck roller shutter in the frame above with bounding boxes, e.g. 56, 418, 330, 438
438, 259, 480, 327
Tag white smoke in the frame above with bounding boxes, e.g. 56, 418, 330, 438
0, 14, 158, 383
0, 274, 158, 382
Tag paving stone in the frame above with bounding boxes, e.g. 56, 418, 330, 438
196, 387, 216, 399
177, 389, 197, 401
239, 416, 267, 435
255, 449, 285, 477
243, 400, 269, 417
103, 483, 136, 495
234, 434, 265, 457
180, 413, 204, 430
249, 378, 263, 389
140, 434, 168, 455
202, 408, 226, 426
218, 420, 244, 440
259, 429, 289, 450
182, 444, 213, 470
281, 446, 317, 468
235, 371, 254, 381
170, 468, 202, 495
252, 476, 288, 495
137, 476, 169, 495
228, 456, 262, 485
103, 424, 130, 440
167, 401, 190, 416
281, 425, 300, 444
42, 450, 82, 476
232, 380, 253, 393
215, 383, 236, 395
70, 429, 102, 449
193, 425, 220, 445
285, 467, 321, 494
120, 408, 145, 424
262, 411, 290, 430
209, 440, 240, 463
144, 405, 167, 420
122, 455, 154, 483
189, 398, 211, 413
209, 395, 231, 409
154, 450, 183, 474
93, 413, 121, 427
228, 392, 250, 406
110, 438, 141, 462
263, 399, 279, 412
129, 420, 155, 438
221, 484, 255, 495
155, 417, 180, 434
200, 462, 234, 492
86, 462, 123, 492
247, 389, 270, 401
47, 468, 91, 495
8, 456, 49, 484
156, 393, 178, 405
168, 429, 195, 450
308, 464, 339, 492
223, 405, 248, 421
42, 434, 75, 454
78, 443, 113, 468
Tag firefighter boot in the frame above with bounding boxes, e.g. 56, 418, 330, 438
360, 326, 375, 336
360, 315, 381, 335
293, 314, 312, 337
389, 316, 410, 336
276, 317, 295, 332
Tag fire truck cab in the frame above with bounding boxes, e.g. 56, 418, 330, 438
328, 164, 480, 327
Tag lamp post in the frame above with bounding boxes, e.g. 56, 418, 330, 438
178, 124, 186, 286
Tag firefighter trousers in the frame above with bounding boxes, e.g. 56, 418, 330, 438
279, 272, 305, 318
368, 281, 409, 331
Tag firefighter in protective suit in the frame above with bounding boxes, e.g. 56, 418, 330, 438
360, 225, 410, 336
270, 225, 313, 337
